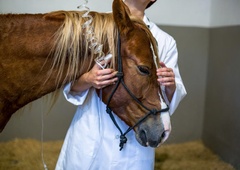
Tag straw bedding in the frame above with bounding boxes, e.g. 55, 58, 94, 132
0, 139, 235, 170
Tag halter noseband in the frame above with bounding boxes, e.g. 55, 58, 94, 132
106, 33, 169, 151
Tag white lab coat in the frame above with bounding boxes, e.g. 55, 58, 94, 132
55, 15, 186, 170
143, 16, 187, 115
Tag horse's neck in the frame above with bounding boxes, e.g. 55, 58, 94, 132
0, 11, 115, 131
0, 14, 65, 131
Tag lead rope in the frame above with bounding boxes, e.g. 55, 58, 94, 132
105, 32, 126, 150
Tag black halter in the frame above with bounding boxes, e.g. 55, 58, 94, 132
106, 33, 169, 151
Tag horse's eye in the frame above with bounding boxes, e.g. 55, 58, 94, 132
137, 66, 150, 75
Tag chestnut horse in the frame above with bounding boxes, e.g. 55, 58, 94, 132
0, 0, 170, 148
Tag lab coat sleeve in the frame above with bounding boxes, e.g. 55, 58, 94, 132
63, 82, 89, 106
162, 38, 187, 115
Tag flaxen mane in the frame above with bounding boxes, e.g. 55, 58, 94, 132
44, 11, 118, 86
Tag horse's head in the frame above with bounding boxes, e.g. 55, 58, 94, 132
101, 0, 171, 148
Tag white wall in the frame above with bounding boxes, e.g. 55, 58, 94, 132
146, 0, 240, 27
210, 0, 240, 27
0, 0, 112, 13
1, 0, 239, 27
145, 0, 211, 27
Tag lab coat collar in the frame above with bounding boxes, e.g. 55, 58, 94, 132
143, 15, 152, 29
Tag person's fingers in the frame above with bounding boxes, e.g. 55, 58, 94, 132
159, 61, 166, 68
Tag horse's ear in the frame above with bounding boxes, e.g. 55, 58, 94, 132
112, 0, 134, 36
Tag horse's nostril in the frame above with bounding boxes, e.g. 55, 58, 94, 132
161, 131, 166, 139
139, 129, 147, 144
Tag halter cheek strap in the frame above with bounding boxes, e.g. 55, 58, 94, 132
106, 32, 169, 151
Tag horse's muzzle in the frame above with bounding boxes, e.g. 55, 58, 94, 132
135, 112, 171, 147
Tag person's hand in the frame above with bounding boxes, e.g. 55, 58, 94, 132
156, 62, 176, 102
71, 55, 118, 92
85, 63, 118, 89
